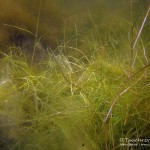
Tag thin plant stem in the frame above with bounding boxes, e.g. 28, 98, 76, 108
132, 5, 150, 67
32, 0, 42, 62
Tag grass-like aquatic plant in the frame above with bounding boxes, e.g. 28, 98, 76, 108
0, 37, 149, 149
0, 1, 150, 149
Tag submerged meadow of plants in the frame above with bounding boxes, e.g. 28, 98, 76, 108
0, 0, 150, 150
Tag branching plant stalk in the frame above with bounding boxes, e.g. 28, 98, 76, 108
50, 51, 77, 88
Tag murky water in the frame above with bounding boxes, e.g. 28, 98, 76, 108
0, 1, 149, 150
0, 0, 148, 52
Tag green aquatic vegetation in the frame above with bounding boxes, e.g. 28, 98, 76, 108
0, 1, 150, 149
81, 66, 150, 149
0, 49, 95, 150
0, 44, 149, 150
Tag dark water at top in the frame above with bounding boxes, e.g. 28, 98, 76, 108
0, 0, 149, 54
